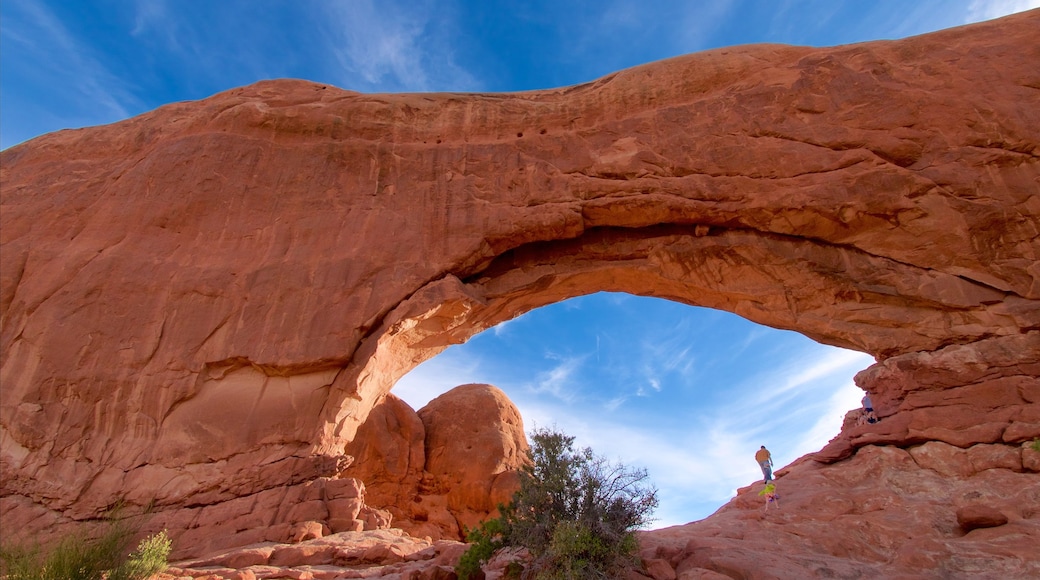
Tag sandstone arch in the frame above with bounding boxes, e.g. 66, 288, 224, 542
1, 9, 1038, 567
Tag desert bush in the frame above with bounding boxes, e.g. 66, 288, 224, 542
109, 530, 171, 580
0, 518, 170, 580
457, 426, 658, 579
456, 518, 507, 580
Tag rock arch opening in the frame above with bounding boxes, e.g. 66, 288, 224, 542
390, 292, 875, 528
322, 217, 997, 452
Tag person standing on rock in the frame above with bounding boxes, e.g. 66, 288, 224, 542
755, 446, 773, 483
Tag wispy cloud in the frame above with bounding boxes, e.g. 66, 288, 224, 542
492, 319, 514, 337
965, 0, 1040, 22
528, 353, 587, 402
791, 377, 864, 455
3, 0, 140, 120
315, 0, 480, 92
761, 346, 870, 401
393, 334, 874, 526
670, 0, 738, 50
641, 328, 696, 377
130, 0, 172, 42
700, 346, 873, 463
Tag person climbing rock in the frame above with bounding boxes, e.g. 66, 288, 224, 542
861, 392, 878, 424
755, 445, 773, 482
759, 481, 780, 512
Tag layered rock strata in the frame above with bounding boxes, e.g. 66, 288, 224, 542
0, 7, 1038, 574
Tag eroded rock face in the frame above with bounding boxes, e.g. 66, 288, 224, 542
418, 384, 528, 536
813, 333, 1040, 463
343, 384, 528, 540
636, 441, 1040, 579
0, 7, 1038, 573
342, 393, 428, 534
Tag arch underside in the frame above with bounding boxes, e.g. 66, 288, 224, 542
337, 221, 1030, 440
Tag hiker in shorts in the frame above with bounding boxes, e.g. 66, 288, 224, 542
755, 445, 773, 482
759, 481, 780, 512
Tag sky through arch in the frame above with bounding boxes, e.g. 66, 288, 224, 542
394, 292, 874, 528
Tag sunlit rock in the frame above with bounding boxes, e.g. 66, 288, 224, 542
343, 384, 528, 540
1, 8, 1038, 576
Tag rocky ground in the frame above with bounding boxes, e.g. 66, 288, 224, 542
159, 439, 1040, 580
159, 528, 466, 580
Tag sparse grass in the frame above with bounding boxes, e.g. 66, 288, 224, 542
109, 531, 171, 580
0, 518, 170, 580
1030, 437, 1040, 453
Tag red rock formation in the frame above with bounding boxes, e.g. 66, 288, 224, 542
814, 333, 1040, 463
634, 441, 1040, 579
0, 8, 1038, 576
342, 393, 429, 534
417, 384, 528, 536
153, 439, 1039, 578
160, 528, 467, 579
343, 384, 528, 540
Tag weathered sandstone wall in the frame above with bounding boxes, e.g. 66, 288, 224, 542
1, 8, 1037, 569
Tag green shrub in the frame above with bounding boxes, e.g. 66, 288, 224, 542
456, 427, 657, 579
1030, 437, 1040, 452
456, 519, 506, 580
0, 519, 170, 580
109, 531, 171, 580
504, 561, 524, 578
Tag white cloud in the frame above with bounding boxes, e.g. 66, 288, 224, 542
671, 0, 738, 51
492, 319, 514, 337
393, 339, 875, 527
131, 0, 169, 38
648, 340, 695, 376
722, 346, 866, 420
965, 0, 1040, 22
316, 0, 480, 92
528, 354, 587, 402
792, 378, 864, 455
769, 347, 872, 398
603, 395, 629, 411
6, 0, 139, 120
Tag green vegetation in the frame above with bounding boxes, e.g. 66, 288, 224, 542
1030, 437, 1040, 452
0, 517, 170, 580
109, 531, 171, 580
456, 517, 507, 580
457, 427, 658, 579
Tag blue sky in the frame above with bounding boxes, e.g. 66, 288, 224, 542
3, 0, 1036, 527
